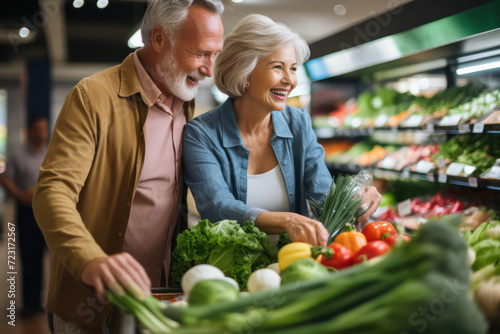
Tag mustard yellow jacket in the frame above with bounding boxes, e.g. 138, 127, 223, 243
33, 53, 194, 329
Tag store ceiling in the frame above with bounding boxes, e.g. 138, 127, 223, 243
0, 0, 414, 66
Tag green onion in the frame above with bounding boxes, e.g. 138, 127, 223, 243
106, 284, 179, 333
310, 174, 363, 243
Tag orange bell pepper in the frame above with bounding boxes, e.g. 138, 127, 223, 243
334, 224, 367, 254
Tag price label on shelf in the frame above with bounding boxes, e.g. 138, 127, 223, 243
375, 114, 389, 128
426, 123, 435, 132
426, 173, 435, 182
462, 165, 477, 177
404, 115, 423, 127
446, 162, 465, 176
438, 173, 447, 183
402, 168, 410, 178
381, 157, 397, 170
439, 114, 462, 126
473, 123, 485, 133
416, 160, 435, 174
488, 166, 500, 179
437, 157, 446, 170
397, 199, 412, 217
468, 177, 478, 188
458, 123, 470, 134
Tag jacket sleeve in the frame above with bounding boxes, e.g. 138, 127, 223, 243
182, 122, 265, 224
301, 109, 333, 210
33, 82, 108, 281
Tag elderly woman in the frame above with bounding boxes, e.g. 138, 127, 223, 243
183, 14, 381, 246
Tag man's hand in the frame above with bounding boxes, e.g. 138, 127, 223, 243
81, 253, 151, 301
357, 186, 382, 223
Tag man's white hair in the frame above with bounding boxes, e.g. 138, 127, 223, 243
141, 0, 224, 48
215, 14, 310, 99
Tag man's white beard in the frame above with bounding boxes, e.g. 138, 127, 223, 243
156, 50, 204, 101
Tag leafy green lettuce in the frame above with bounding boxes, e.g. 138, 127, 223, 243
171, 220, 278, 290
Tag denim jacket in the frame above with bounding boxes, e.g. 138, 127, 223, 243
183, 98, 332, 224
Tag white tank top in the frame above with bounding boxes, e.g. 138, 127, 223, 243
247, 165, 291, 243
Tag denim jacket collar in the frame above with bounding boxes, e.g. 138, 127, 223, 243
221, 98, 293, 148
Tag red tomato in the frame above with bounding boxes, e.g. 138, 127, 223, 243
320, 243, 354, 270
382, 234, 412, 247
354, 241, 391, 264
362, 221, 396, 241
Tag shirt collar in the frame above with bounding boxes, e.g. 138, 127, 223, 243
220, 98, 293, 149
132, 49, 164, 108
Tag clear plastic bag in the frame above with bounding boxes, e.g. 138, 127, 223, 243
351, 170, 373, 213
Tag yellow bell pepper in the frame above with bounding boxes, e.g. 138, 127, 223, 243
278, 242, 333, 271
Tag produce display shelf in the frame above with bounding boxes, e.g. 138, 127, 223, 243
443, 174, 480, 188
327, 162, 500, 191
314, 122, 500, 139
315, 128, 374, 139
482, 177, 500, 190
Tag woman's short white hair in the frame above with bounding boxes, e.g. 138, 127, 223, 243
141, 0, 224, 48
215, 14, 310, 99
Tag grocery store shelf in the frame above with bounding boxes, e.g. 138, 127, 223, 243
315, 122, 500, 139
326, 162, 500, 191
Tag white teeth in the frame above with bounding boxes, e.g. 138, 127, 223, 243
271, 89, 287, 96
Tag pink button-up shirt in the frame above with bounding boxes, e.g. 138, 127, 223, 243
123, 50, 186, 287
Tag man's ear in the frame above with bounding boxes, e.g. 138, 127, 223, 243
150, 25, 169, 53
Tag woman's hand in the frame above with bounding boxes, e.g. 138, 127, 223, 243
357, 186, 382, 223
255, 211, 329, 246
81, 253, 151, 301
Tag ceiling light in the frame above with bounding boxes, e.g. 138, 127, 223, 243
73, 0, 84, 8
128, 29, 144, 49
231, 0, 245, 3
97, 0, 108, 9
19, 27, 30, 38
333, 4, 346, 16
457, 60, 500, 75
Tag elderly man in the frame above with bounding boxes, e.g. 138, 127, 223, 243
32, 0, 224, 332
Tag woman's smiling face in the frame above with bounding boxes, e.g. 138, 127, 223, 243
246, 45, 298, 112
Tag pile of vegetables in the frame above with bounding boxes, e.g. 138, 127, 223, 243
354, 86, 415, 119
447, 89, 500, 121
411, 193, 466, 216
434, 134, 500, 174
463, 220, 500, 330
329, 141, 374, 164
171, 220, 278, 290
318, 221, 408, 270
464, 220, 500, 271
411, 82, 487, 116
160, 217, 488, 334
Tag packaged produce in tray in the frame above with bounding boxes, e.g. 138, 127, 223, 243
480, 159, 500, 180
377, 144, 439, 171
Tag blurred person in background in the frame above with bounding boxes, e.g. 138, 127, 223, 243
183, 14, 381, 247
32, 0, 224, 332
0, 114, 49, 318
